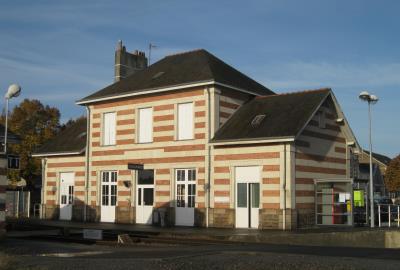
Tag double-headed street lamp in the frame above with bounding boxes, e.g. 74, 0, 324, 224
359, 91, 378, 228
3, 84, 21, 154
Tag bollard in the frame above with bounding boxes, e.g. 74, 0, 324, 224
378, 204, 381, 227
398, 206, 400, 228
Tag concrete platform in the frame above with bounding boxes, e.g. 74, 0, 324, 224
6, 217, 400, 249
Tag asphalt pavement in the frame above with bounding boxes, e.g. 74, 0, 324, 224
1, 237, 400, 270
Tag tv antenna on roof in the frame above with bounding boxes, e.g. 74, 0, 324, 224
148, 43, 157, 65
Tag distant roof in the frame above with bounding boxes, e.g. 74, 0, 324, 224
212, 88, 331, 142
33, 118, 87, 156
363, 150, 392, 166
0, 123, 20, 144
77, 49, 274, 104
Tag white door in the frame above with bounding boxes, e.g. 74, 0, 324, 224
136, 170, 154, 224
59, 172, 74, 220
175, 169, 196, 226
235, 166, 260, 229
101, 171, 117, 222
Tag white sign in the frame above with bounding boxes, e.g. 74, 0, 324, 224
83, 229, 103, 240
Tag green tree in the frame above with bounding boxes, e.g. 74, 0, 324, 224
385, 154, 400, 193
60, 115, 86, 131
1, 99, 61, 185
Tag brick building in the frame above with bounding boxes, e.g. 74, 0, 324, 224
34, 42, 361, 229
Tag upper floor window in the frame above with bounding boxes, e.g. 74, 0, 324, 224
138, 107, 153, 143
103, 112, 116, 145
177, 102, 194, 140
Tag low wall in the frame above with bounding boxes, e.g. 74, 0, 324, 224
227, 230, 400, 249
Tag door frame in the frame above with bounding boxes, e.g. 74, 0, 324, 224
234, 166, 261, 229
59, 172, 75, 221
175, 168, 196, 226
100, 171, 118, 223
135, 169, 155, 224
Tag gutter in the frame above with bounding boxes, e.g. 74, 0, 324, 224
84, 106, 91, 222
282, 143, 287, 231
75, 80, 265, 106
32, 150, 84, 158
210, 137, 295, 146
41, 158, 47, 219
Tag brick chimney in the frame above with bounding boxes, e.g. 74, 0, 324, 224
114, 40, 148, 82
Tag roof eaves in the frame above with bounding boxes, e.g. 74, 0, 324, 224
32, 148, 85, 158
77, 80, 270, 106
214, 81, 273, 96
210, 136, 295, 145
76, 80, 215, 105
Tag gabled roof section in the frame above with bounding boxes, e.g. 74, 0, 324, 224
212, 88, 331, 143
33, 118, 87, 157
363, 150, 392, 166
77, 49, 274, 104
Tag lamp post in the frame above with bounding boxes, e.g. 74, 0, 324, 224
359, 91, 378, 228
3, 84, 21, 154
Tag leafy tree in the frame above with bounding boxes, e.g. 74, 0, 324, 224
60, 115, 86, 131
385, 154, 400, 193
0, 99, 61, 185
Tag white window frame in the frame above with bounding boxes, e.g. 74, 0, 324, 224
138, 107, 153, 143
177, 102, 194, 140
102, 112, 116, 146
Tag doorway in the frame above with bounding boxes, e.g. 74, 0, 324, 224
175, 168, 196, 226
136, 170, 154, 224
235, 166, 260, 228
59, 172, 74, 221
100, 171, 117, 222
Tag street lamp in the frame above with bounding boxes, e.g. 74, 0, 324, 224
359, 91, 378, 228
3, 84, 21, 154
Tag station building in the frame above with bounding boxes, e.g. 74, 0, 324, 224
34, 43, 361, 229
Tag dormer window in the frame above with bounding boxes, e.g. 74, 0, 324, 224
251, 114, 266, 128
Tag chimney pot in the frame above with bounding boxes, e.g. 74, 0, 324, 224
116, 40, 123, 51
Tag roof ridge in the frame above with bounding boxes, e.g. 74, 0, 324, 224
255, 87, 331, 99
164, 48, 205, 58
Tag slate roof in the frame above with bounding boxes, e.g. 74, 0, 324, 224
33, 118, 87, 156
77, 49, 274, 104
212, 88, 331, 142
363, 150, 392, 166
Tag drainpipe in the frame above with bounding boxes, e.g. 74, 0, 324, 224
41, 158, 47, 218
206, 87, 212, 228
282, 143, 287, 230
84, 106, 91, 222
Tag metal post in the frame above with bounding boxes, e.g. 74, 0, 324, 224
397, 206, 399, 228
378, 204, 381, 227
4, 98, 9, 153
368, 102, 375, 228
389, 204, 391, 228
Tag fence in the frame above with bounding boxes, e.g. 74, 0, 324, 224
377, 204, 400, 228
5, 191, 30, 218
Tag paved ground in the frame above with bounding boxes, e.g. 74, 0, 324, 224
2, 237, 400, 270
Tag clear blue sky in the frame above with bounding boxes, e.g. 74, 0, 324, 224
0, 0, 399, 157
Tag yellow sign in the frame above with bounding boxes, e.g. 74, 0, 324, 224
354, 190, 365, 207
